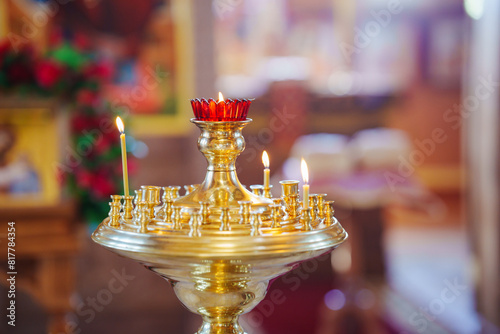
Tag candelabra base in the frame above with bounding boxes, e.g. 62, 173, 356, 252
93, 216, 346, 334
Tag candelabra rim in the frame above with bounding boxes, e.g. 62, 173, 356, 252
190, 118, 253, 124
92, 217, 347, 258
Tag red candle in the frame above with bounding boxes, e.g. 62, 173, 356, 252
191, 92, 252, 121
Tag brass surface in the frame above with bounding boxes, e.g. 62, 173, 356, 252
92, 119, 347, 334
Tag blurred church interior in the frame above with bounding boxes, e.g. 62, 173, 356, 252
0, 0, 499, 333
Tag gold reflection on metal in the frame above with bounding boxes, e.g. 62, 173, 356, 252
92, 119, 347, 334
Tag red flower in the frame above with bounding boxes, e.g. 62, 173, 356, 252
84, 62, 113, 82
74, 32, 90, 50
94, 135, 111, 154
103, 129, 119, 146
76, 169, 94, 188
49, 28, 63, 47
76, 89, 99, 106
92, 172, 116, 199
71, 113, 96, 133
35, 60, 64, 89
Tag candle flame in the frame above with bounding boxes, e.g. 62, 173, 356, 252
262, 151, 270, 168
218, 92, 224, 102
116, 116, 125, 133
301, 158, 309, 184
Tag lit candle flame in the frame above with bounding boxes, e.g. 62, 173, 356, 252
116, 116, 125, 134
301, 158, 309, 184
218, 92, 224, 102
262, 151, 270, 168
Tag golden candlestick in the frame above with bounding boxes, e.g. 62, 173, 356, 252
92, 116, 347, 334
122, 195, 134, 220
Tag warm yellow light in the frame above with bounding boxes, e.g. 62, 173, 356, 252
301, 158, 309, 184
116, 116, 125, 133
218, 92, 224, 102
262, 151, 270, 168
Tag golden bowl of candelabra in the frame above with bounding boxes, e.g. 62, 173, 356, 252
92, 99, 347, 334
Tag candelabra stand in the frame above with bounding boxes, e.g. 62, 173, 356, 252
92, 117, 347, 334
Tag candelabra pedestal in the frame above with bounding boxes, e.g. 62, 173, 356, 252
92, 118, 347, 334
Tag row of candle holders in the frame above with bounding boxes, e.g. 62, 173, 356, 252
108, 180, 338, 236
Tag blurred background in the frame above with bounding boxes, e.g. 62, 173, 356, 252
0, 0, 499, 333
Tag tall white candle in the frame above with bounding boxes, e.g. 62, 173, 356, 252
262, 151, 270, 189
301, 158, 309, 209
116, 116, 129, 197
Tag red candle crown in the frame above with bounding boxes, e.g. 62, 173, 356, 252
191, 93, 252, 121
